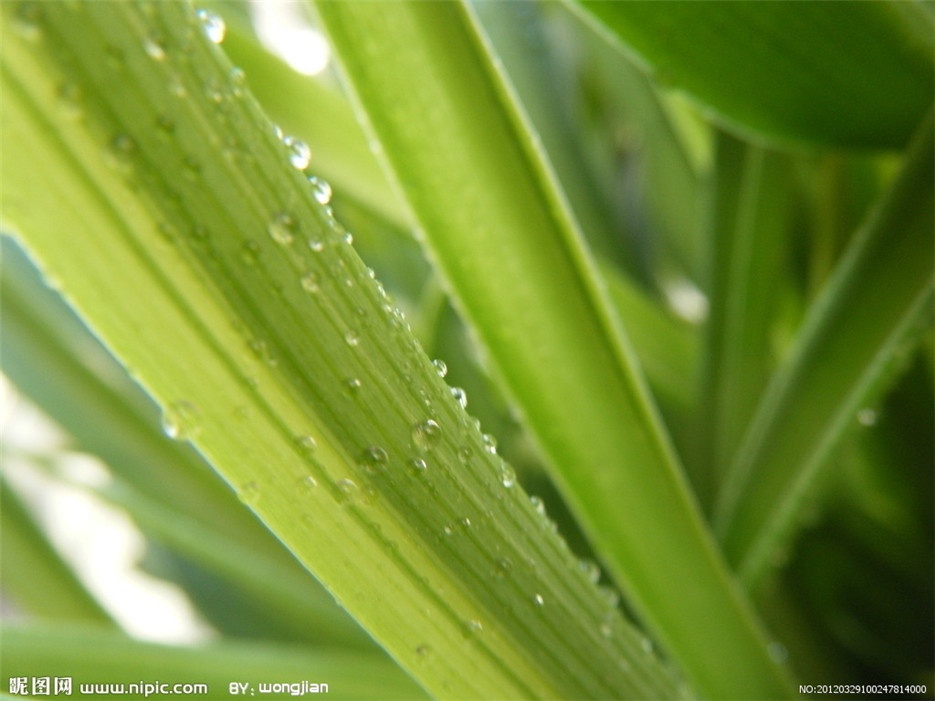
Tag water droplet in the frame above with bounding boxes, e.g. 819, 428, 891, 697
196, 8, 226, 44
57, 81, 83, 118
161, 400, 202, 441
577, 559, 601, 585
229, 66, 246, 94
283, 135, 310, 170
307, 176, 332, 205
308, 238, 325, 253
13, 2, 42, 40
240, 239, 261, 266
494, 557, 513, 578
415, 644, 432, 658
857, 408, 877, 426
461, 620, 483, 637
342, 230, 354, 246
412, 419, 441, 452
450, 387, 467, 409
300, 271, 320, 293
296, 434, 318, 452
155, 114, 176, 137
457, 446, 473, 463
481, 433, 497, 454
204, 77, 224, 103
358, 445, 388, 474
144, 33, 166, 60
301, 475, 318, 490
598, 585, 620, 609
529, 495, 546, 517
335, 478, 359, 504
640, 637, 654, 654
432, 359, 448, 378
344, 330, 360, 347
268, 212, 296, 245
344, 377, 362, 394
248, 339, 275, 365
768, 641, 788, 664
106, 133, 136, 172
498, 462, 516, 488
533, 593, 545, 607
409, 457, 427, 474
239, 480, 260, 505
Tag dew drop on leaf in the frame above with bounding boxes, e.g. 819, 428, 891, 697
300, 271, 320, 293
335, 478, 360, 505
498, 462, 516, 489
344, 330, 360, 347
161, 400, 202, 441
295, 434, 317, 452
577, 558, 601, 585
409, 457, 427, 474
57, 81, 83, 118
432, 359, 448, 378
308, 238, 325, 253
529, 495, 546, 517
481, 432, 497, 454
283, 135, 310, 170
412, 419, 441, 452
239, 480, 260, 505
533, 593, 545, 607
344, 377, 362, 395
493, 557, 513, 578
143, 33, 166, 60
308, 176, 332, 205
461, 620, 483, 637
301, 475, 318, 491
196, 8, 225, 44
268, 212, 296, 245
358, 445, 388, 474
13, 2, 42, 40
450, 387, 467, 409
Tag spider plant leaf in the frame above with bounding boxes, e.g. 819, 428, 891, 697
694, 133, 794, 508
0, 2, 682, 697
569, 0, 934, 148
716, 111, 935, 589
311, 1, 791, 696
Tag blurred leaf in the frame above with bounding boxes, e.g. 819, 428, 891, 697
571, 0, 934, 148
716, 112, 935, 589
312, 1, 789, 696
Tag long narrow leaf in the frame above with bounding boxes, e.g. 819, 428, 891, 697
695, 134, 793, 508
312, 1, 790, 697
570, 0, 934, 148
0, 3, 681, 698
716, 111, 935, 589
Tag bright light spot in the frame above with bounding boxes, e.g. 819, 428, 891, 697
663, 278, 708, 324
1, 384, 212, 644
251, 1, 330, 76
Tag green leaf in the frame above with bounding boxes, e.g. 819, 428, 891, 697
1, 624, 425, 701
715, 111, 935, 589
312, 1, 790, 697
1, 2, 683, 698
694, 133, 794, 508
570, 0, 934, 148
